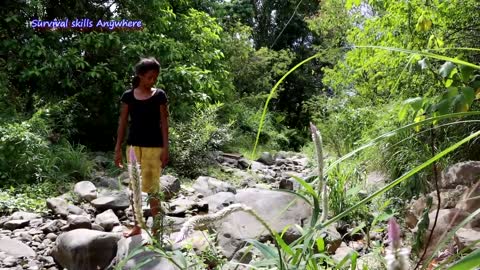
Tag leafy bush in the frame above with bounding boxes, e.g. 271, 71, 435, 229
0, 116, 94, 186
0, 181, 63, 214
170, 103, 233, 178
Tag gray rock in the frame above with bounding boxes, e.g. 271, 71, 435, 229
91, 192, 129, 212
0, 238, 36, 257
456, 184, 480, 214
455, 228, 480, 251
52, 229, 121, 270
67, 215, 91, 230
73, 181, 98, 202
278, 179, 294, 190
3, 220, 30, 231
46, 233, 57, 241
94, 155, 110, 168
160, 175, 181, 200
441, 161, 480, 189
3, 255, 17, 267
94, 176, 123, 190
9, 211, 41, 221
29, 218, 43, 228
46, 197, 69, 217
250, 161, 266, 171
41, 220, 65, 234
67, 204, 87, 216
168, 196, 208, 216
18, 232, 33, 242
205, 192, 236, 213
192, 176, 236, 197
332, 242, 354, 263
112, 232, 179, 270
94, 209, 120, 231
238, 158, 251, 170
257, 152, 274, 165
423, 208, 480, 258
215, 188, 311, 258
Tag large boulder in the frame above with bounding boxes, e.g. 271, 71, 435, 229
52, 229, 121, 270
74, 181, 98, 202
409, 186, 468, 218
0, 237, 36, 257
215, 188, 311, 258
192, 176, 236, 197
423, 208, 480, 258
205, 192, 236, 213
441, 161, 480, 189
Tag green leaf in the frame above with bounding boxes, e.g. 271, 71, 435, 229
439, 62, 456, 78
448, 249, 480, 270
245, 239, 278, 259
461, 87, 475, 105
316, 237, 325, 252
404, 97, 424, 112
459, 65, 475, 83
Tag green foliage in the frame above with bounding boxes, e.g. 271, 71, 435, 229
0, 116, 94, 186
170, 103, 233, 179
0, 181, 64, 214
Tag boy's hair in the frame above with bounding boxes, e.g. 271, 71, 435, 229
132, 57, 161, 89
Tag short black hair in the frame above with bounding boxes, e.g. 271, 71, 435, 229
135, 57, 161, 75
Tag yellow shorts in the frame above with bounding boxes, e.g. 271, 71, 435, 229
127, 146, 163, 194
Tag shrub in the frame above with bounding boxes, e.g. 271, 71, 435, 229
169, 103, 233, 178
0, 116, 94, 186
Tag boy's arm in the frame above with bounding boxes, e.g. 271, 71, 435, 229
160, 104, 169, 167
115, 103, 129, 151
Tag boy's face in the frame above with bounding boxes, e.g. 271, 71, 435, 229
139, 70, 159, 88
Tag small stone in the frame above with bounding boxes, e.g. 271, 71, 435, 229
41, 220, 64, 234
67, 215, 91, 230
46, 233, 57, 241
74, 181, 98, 202
95, 209, 120, 231
46, 197, 69, 217
3, 220, 30, 230
28, 218, 43, 228
67, 205, 87, 216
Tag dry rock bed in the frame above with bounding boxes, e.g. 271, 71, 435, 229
0, 153, 478, 269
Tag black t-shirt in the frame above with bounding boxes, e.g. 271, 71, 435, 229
120, 88, 168, 147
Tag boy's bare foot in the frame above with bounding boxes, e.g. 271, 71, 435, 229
123, 226, 142, 237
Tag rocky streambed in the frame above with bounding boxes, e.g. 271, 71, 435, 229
0, 153, 479, 270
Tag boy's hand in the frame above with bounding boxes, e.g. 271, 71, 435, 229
114, 149, 123, 168
161, 149, 169, 169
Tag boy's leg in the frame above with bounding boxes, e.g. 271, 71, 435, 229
140, 147, 163, 235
